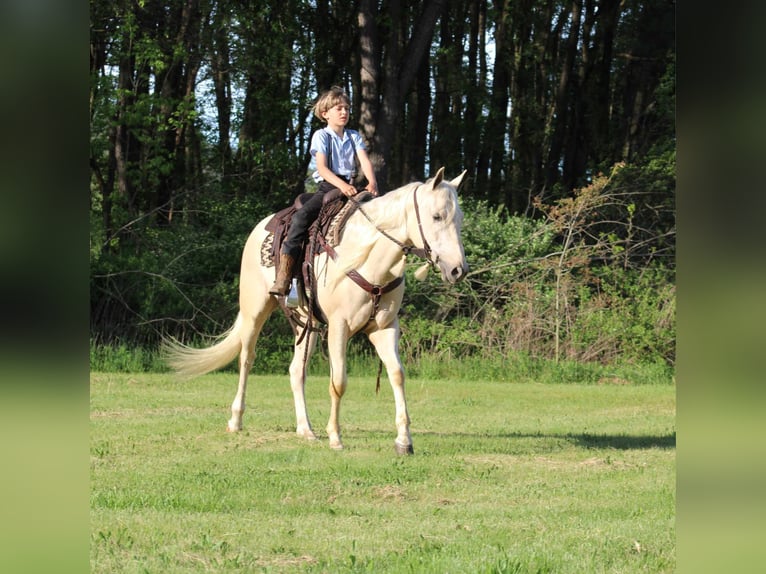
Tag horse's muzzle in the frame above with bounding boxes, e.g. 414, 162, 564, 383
444, 262, 468, 284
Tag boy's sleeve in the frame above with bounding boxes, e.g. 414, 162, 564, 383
352, 130, 367, 152
310, 129, 328, 158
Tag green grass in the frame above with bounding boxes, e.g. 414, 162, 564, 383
91, 372, 675, 573
89, 339, 675, 386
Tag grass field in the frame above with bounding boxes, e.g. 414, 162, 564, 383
90, 372, 675, 573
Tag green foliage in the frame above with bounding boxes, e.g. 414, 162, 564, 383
90, 0, 675, 378
90, 191, 278, 345
90, 339, 165, 373
573, 265, 676, 366
89, 339, 673, 385
459, 198, 554, 276
91, 160, 675, 377
390, 163, 675, 372
399, 351, 672, 386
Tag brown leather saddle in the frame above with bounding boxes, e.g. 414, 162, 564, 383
262, 188, 374, 330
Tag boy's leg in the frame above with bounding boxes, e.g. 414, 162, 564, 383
270, 191, 327, 296
281, 191, 326, 258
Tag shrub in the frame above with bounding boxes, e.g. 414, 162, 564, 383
395, 162, 675, 369
90, 159, 674, 379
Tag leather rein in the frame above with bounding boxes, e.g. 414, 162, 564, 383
351, 187, 435, 265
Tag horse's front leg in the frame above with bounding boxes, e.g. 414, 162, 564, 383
326, 323, 350, 450
367, 319, 413, 455
289, 329, 318, 440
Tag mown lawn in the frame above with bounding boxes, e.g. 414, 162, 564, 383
90, 372, 675, 573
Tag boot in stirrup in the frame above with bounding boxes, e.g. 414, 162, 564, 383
269, 253, 295, 296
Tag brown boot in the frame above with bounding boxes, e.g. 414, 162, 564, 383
269, 253, 295, 296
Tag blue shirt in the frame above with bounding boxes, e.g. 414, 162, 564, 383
310, 127, 366, 183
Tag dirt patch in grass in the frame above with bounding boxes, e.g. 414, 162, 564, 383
373, 484, 409, 502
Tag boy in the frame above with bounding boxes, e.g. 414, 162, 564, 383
270, 86, 379, 296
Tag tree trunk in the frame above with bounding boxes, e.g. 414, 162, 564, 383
371, 0, 445, 188
478, 0, 511, 204
409, 58, 431, 181
357, 0, 379, 149
463, 0, 487, 187
545, 1, 579, 192
210, 0, 233, 186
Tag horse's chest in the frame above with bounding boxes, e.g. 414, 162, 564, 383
321, 287, 399, 334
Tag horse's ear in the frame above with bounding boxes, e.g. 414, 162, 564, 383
449, 170, 467, 190
431, 166, 445, 189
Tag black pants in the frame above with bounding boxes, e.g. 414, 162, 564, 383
281, 182, 338, 258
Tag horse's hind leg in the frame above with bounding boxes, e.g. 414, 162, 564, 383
227, 305, 273, 432
368, 319, 413, 454
289, 329, 318, 440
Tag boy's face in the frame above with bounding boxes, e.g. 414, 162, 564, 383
322, 102, 350, 126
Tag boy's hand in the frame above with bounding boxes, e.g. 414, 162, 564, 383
366, 182, 379, 196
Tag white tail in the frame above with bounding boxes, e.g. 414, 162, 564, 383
163, 313, 244, 378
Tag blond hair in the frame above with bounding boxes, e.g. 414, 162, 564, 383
313, 86, 351, 121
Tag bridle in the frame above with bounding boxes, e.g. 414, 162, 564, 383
315, 184, 440, 321
349, 185, 437, 268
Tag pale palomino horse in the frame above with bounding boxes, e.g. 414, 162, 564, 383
164, 167, 468, 454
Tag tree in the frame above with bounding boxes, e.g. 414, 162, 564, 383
90, 0, 675, 348
357, 0, 446, 188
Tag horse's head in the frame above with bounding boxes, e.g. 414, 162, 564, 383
410, 167, 469, 284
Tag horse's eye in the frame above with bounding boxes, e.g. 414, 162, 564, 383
433, 213, 443, 222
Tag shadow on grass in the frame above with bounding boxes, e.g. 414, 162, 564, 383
409, 430, 676, 451
568, 432, 675, 450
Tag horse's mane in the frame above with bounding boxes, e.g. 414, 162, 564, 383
332, 176, 460, 276
332, 181, 417, 275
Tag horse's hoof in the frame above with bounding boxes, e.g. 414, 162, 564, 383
394, 442, 414, 455
226, 425, 241, 433
330, 442, 344, 451
297, 429, 318, 441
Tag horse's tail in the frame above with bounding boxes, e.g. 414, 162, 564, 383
163, 313, 244, 379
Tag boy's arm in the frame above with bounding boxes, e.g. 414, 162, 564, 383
356, 148, 378, 196
315, 153, 358, 197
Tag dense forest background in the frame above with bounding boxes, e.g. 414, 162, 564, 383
90, 0, 675, 377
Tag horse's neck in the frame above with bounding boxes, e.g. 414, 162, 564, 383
347, 196, 410, 282
359, 231, 407, 282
